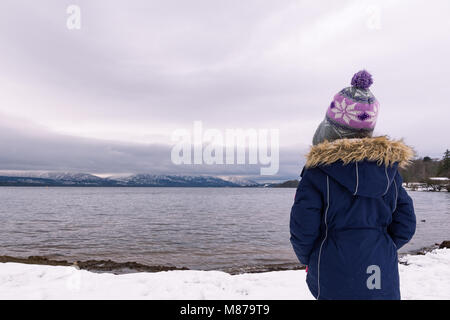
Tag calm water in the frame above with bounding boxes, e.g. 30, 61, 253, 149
0, 188, 448, 271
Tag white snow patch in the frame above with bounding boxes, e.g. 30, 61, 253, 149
399, 248, 450, 300
0, 249, 448, 300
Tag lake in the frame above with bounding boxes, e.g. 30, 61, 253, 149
0, 187, 448, 272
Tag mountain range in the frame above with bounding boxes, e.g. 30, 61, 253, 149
0, 172, 261, 187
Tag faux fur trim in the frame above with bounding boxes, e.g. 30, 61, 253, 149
305, 136, 414, 168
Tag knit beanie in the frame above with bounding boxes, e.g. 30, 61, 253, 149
312, 70, 379, 145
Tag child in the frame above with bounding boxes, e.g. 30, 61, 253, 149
290, 70, 416, 300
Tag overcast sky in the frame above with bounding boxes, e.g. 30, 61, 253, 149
0, 0, 449, 179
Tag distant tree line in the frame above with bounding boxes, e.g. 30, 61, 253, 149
269, 180, 299, 188
399, 149, 450, 183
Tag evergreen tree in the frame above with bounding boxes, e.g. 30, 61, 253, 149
437, 149, 450, 177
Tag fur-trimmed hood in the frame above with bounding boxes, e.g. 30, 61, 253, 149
303, 137, 414, 198
305, 136, 414, 169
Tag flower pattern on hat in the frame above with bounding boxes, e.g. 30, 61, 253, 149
328, 97, 378, 128
330, 99, 358, 125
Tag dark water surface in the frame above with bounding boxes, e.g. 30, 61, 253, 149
0, 187, 448, 271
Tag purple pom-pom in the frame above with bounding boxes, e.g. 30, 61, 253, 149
351, 70, 373, 90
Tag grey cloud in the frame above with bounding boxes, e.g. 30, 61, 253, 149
0, 117, 302, 179
0, 0, 448, 174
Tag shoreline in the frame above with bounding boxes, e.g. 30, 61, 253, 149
1, 241, 448, 275
0, 255, 305, 275
0, 247, 449, 299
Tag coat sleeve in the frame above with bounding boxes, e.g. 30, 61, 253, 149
388, 173, 416, 250
289, 168, 323, 265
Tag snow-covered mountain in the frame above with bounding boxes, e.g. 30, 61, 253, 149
109, 174, 247, 187
0, 172, 261, 187
36, 172, 105, 183
0, 171, 110, 186
0, 171, 102, 181
217, 176, 260, 187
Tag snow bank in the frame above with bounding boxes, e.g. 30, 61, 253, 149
0, 249, 448, 300
399, 248, 450, 299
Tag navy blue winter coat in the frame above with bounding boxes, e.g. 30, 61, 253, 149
290, 137, 416, 300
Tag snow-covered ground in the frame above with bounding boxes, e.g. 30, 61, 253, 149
0, 249, 448, 300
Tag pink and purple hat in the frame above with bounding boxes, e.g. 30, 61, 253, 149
326, 70, 379, 132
